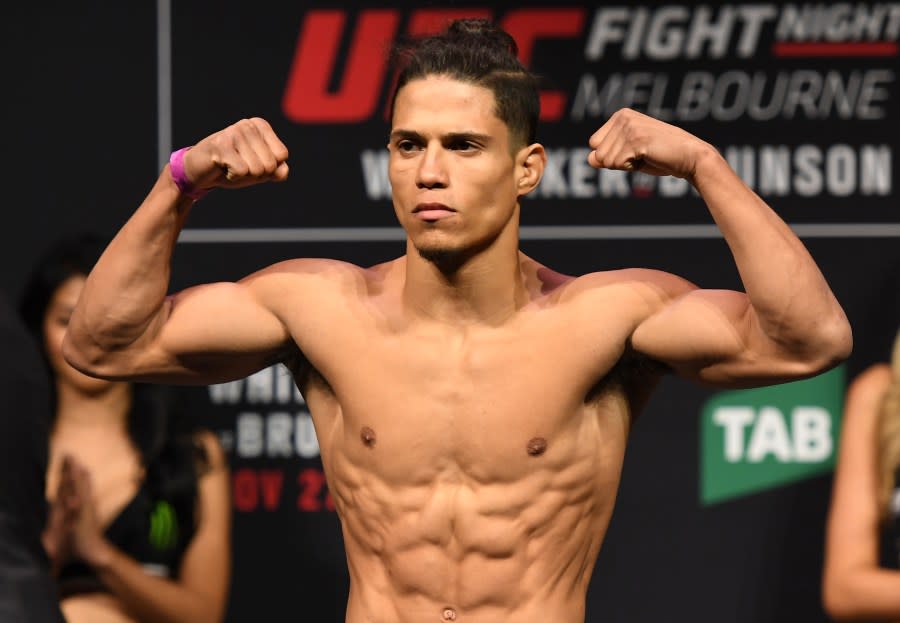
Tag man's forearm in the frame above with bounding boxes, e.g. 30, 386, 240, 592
692, 149, 850, 360
64, 167, 193, 372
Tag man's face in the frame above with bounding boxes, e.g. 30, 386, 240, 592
388, 75, 523, 264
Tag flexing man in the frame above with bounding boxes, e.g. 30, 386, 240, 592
65, 19, 851, 623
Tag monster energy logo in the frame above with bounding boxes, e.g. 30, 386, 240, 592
149, 501, 179, 551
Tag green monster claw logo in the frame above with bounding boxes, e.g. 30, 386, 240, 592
149, 501, 179, 551
700, 365, 845, 505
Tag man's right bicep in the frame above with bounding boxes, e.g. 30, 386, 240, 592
155, 281, 291, 382
94, 280, 290, 384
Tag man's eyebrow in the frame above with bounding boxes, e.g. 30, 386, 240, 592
389, 129, 493, 143
444, 131, 492, 144
389, 129, 423, 142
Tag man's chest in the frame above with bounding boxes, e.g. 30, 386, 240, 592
301, 323, 633, 484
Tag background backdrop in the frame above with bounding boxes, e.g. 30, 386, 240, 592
5, 1, 900, 621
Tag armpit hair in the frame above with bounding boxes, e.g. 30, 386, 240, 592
281, 343, 335, 397
585, 347, 671, 406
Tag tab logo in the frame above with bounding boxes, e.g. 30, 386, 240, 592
700, 365, 845, 505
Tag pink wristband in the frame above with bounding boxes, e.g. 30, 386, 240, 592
169, 147, 209, 200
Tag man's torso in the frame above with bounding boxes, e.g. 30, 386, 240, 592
267, 256, 667, 622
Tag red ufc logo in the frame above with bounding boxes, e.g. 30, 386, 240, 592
282, 8, 586, 124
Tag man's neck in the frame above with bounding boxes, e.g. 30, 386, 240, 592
401, 236, 530, 326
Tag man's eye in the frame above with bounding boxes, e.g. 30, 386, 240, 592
450, 140, 475, 151
397, 140, 418, 152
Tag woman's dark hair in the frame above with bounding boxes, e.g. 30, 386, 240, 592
391, 18, 540, 149
19, 233, 209, 542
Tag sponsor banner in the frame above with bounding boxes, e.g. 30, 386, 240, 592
174, 2, 900, 231
700, 365, 845, 505
169, 2, 897, 231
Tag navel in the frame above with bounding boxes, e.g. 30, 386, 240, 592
442, 607, 457, 621
526, 437, 547, 456
360, 426, 377, 448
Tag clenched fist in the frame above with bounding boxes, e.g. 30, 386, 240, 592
587, 108, 718, 182
182, 117, 290, 191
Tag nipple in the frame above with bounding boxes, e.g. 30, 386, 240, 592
526, 437, 547, 456
360, 427, 377, 447
442, 607, 457, 621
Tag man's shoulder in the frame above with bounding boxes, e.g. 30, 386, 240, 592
241, 257, 403, 305
546, 266, 697, 302
245, 257, 399, 285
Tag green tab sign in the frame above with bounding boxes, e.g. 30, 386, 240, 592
700, 366, 845, 505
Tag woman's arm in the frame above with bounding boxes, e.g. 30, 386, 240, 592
72, 432, 231, 623
823, 363, 900, 620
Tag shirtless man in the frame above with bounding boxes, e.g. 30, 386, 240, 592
64, 19, 851, 623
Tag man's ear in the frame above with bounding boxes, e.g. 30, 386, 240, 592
515, 143, 546, 197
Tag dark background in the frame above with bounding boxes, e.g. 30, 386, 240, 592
5, 2, 899, 621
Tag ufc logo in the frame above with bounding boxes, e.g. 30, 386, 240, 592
282, 8, 586, 124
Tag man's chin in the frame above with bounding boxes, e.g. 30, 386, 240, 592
416, 244, 464, 266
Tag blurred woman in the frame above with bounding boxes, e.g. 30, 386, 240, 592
20, 235, 231, 623
823, 331, 900, 620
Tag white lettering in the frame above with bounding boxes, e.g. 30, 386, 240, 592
237, 413, 265, 457
710, 70, 752, 121
858, 69, 894, 120
360, 149, 392, 200
777, 3, 900, 41
585, 7, 631, 60
295, 414, 321, 458
737, 5, 779, 56
585, 5, 777, 60
235, 412, 320, 459
792, 407, 833, 461
209, 379, 243, 404
569, 148, 597, 198
827, 144, 857, 196
266, 412, 294, 457
714, 407, 756, 462
538, 149, 570, 198
536, 144, 891, 199
793, 145, 824, 196
677, 72, 713, 121
759, 146, 791, 196
570, 70, 893, 122
714, 405, 837, 463
861, 145, 892, 195
746, 407, 793, 462
646, 7, 690, 60
685, 6, 734, 58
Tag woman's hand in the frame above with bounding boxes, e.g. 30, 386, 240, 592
42, 455, 78, 569
60, 455, 114, 568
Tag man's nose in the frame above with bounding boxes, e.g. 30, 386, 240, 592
416, 145, 448, 189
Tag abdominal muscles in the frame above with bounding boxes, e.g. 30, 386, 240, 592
327, 406, 624, 622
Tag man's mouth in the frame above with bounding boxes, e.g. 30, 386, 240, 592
413, 203, 456, 221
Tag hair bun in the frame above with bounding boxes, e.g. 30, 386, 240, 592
446, 18, 518, 57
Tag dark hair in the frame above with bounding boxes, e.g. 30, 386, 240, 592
19, 233, 208, 542
391, 18, 540, 148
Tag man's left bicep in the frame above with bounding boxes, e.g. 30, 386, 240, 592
630, 288, 780, 385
